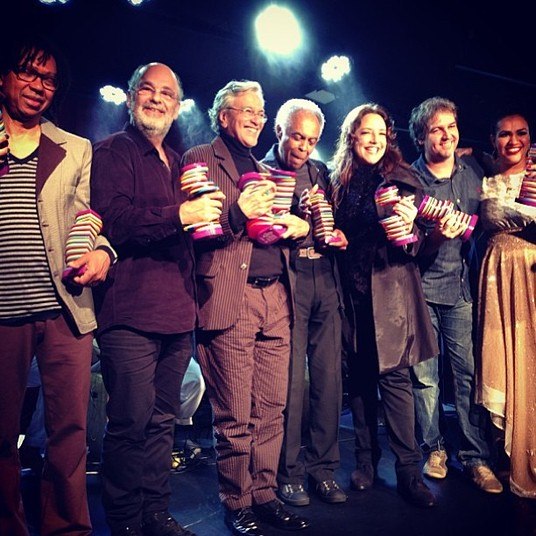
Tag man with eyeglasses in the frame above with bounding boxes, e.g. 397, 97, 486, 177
11, 63, 59, 91
182, 81, 310, 536
0, 37, 114, 536
90, 63, 222, 536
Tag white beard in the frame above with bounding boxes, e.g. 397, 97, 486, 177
132, 107, 173, 139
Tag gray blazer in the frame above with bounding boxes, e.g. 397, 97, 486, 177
38, 119, 110, 335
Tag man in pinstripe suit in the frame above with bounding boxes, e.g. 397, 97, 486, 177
182, 80, 310, 536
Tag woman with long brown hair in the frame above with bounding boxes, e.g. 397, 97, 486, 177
331, 103, 438, 507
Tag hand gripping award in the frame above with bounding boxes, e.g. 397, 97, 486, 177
179, 162, 224, 240
239, 168, 296, 245
375, 185, 418, 246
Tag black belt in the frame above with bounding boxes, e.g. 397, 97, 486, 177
247, 276, 280, 288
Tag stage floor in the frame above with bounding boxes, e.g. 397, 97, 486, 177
21, 408, 536, 536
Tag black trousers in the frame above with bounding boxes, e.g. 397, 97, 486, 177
347, 295, 422, 480
278, 256, 343, 484
98, 327, 193, 531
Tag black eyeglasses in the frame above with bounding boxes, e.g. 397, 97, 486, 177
14, 66, 59, 91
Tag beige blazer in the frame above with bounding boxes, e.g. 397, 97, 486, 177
37, 119, 110, 335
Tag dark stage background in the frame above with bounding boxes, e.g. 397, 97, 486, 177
9, 0, 536, 163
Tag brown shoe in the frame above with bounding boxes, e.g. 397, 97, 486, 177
423, 449, 448, 479
397, 476, 437, 508
350, 463, 374, 491
466, 465, 503, 494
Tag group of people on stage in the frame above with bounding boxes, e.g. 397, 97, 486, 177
0, 34, 534, 536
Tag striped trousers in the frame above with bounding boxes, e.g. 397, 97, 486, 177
197, 281, 291, 510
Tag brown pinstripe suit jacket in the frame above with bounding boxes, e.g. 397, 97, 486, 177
181, 136, 294, 331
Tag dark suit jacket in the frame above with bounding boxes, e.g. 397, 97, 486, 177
261, 145, 343, 309
181, 136, 294, 331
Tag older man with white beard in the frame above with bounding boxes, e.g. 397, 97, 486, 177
90, 63, 224, 536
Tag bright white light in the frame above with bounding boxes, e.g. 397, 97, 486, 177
180, 99, 196, 114
321, 55, 351, 83
99, 85, 127, 106
39, 0, 70, 4
127, 0, 147, 5
255, 5, 303, 55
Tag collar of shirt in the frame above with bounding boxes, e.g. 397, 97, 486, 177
412, 153, 469, 186
124, 123, 178, 169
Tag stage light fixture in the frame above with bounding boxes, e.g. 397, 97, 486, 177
179, 99, 196, 114
99, 85, 127, 106
254, 5, 303, 55
126, 0, 149, 6
305, 89, 336, 105
321, 55, 351, 83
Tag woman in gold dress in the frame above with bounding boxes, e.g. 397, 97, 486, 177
476, 112, 536, 498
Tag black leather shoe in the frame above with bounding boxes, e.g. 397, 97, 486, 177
142, 510, 196, 535
278, 483, 310, 506
397, 476, 437, 508
254, 499, 310, 531
313, 479, 347, 504
224, 507, 264, 536
350, 463, 374, 491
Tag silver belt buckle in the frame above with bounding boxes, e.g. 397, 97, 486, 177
300, 247, 322, 259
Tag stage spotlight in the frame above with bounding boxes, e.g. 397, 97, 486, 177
179, 98, 196, 114
311, 148, 322, 162
176, 100, 212, 147
99, 85, 127, 106
126, 0, 150, 6
254, 5, 303, 55
39, 0, 70, 4
321, 55, 351, 83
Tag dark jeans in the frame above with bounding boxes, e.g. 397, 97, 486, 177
98, 327, 193, 531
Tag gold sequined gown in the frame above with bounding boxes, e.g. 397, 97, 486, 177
476, 173, 536, 498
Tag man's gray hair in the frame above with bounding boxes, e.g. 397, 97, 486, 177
274, 98, 325, 137
208, 80, 263, 134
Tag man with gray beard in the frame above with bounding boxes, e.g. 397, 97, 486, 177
91, 62, 224, 536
